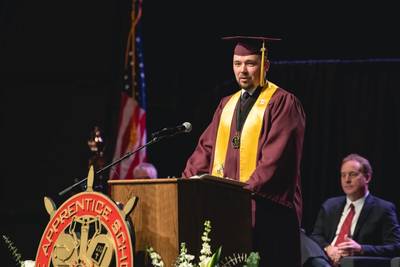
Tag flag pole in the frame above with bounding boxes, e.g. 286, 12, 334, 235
130, 0, 136, 98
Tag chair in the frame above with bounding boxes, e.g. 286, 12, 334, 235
340, 256, 392, 267
391, 257, 400, 267
300, 228, 395, 267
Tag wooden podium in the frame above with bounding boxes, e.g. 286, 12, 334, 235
109, 175, 252, 266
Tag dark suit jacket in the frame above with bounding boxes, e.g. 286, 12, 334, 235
310, 194, 400, 257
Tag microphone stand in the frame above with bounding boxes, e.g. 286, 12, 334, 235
58, 134, 167, 196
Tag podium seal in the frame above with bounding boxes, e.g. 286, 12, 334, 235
35, 166, 137, 267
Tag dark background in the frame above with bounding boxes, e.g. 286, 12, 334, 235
1, 0, 399, 264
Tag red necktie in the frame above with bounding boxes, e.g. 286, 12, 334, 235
335, 203, 355, 246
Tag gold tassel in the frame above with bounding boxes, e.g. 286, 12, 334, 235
259, 41, 267, 87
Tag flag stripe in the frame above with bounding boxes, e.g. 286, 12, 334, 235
110, 6, 147, 180
110, 93, 147, 179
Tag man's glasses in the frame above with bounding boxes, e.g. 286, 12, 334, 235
340, 171, 362, 179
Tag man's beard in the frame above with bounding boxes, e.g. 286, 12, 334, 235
238, 80, 256, 90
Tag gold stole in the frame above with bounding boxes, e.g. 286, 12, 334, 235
211, 82, 278, 181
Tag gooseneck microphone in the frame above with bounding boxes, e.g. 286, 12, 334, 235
151, 122, 192, 138
58, 121, 193, 196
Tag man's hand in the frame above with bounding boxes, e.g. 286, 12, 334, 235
325, 235, 362, 266
325, 245, 342, 266
336, 235, 362, 256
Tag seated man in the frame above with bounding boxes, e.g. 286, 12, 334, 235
306, 153, 400, 266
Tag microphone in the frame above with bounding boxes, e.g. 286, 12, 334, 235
59, 122, 191, 196
58, 122, 192, 196
152, 122, 192, 138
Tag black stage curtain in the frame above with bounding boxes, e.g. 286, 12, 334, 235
268, 61, 400, 232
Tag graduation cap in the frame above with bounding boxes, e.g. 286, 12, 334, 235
222, 36, 281, 86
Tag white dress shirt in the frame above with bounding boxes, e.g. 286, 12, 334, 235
331, 191, 369, 245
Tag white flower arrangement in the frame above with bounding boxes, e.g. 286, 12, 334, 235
146, 220, 259, 267
175, 242, 196, 267
147, 246, 165, 267
147, 220, 221, 267
198, 220, 213, 265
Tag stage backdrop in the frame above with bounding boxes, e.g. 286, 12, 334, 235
1, 0, 399, 265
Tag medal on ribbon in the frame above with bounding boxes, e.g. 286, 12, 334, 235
232, 134, 240, 149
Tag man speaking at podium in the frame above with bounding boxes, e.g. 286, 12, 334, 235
182, 36, 306, 267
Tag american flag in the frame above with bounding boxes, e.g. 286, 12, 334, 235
110, 0, 147, 179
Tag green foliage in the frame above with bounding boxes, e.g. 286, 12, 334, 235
243, 252, 260, 267
206, 246, 222, 267
2, 235, 23, 265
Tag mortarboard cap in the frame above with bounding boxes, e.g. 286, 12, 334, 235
222, 36, 281, 56
222, 36, 281, 86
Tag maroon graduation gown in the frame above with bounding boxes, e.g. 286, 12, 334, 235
182, 87, 305, 223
